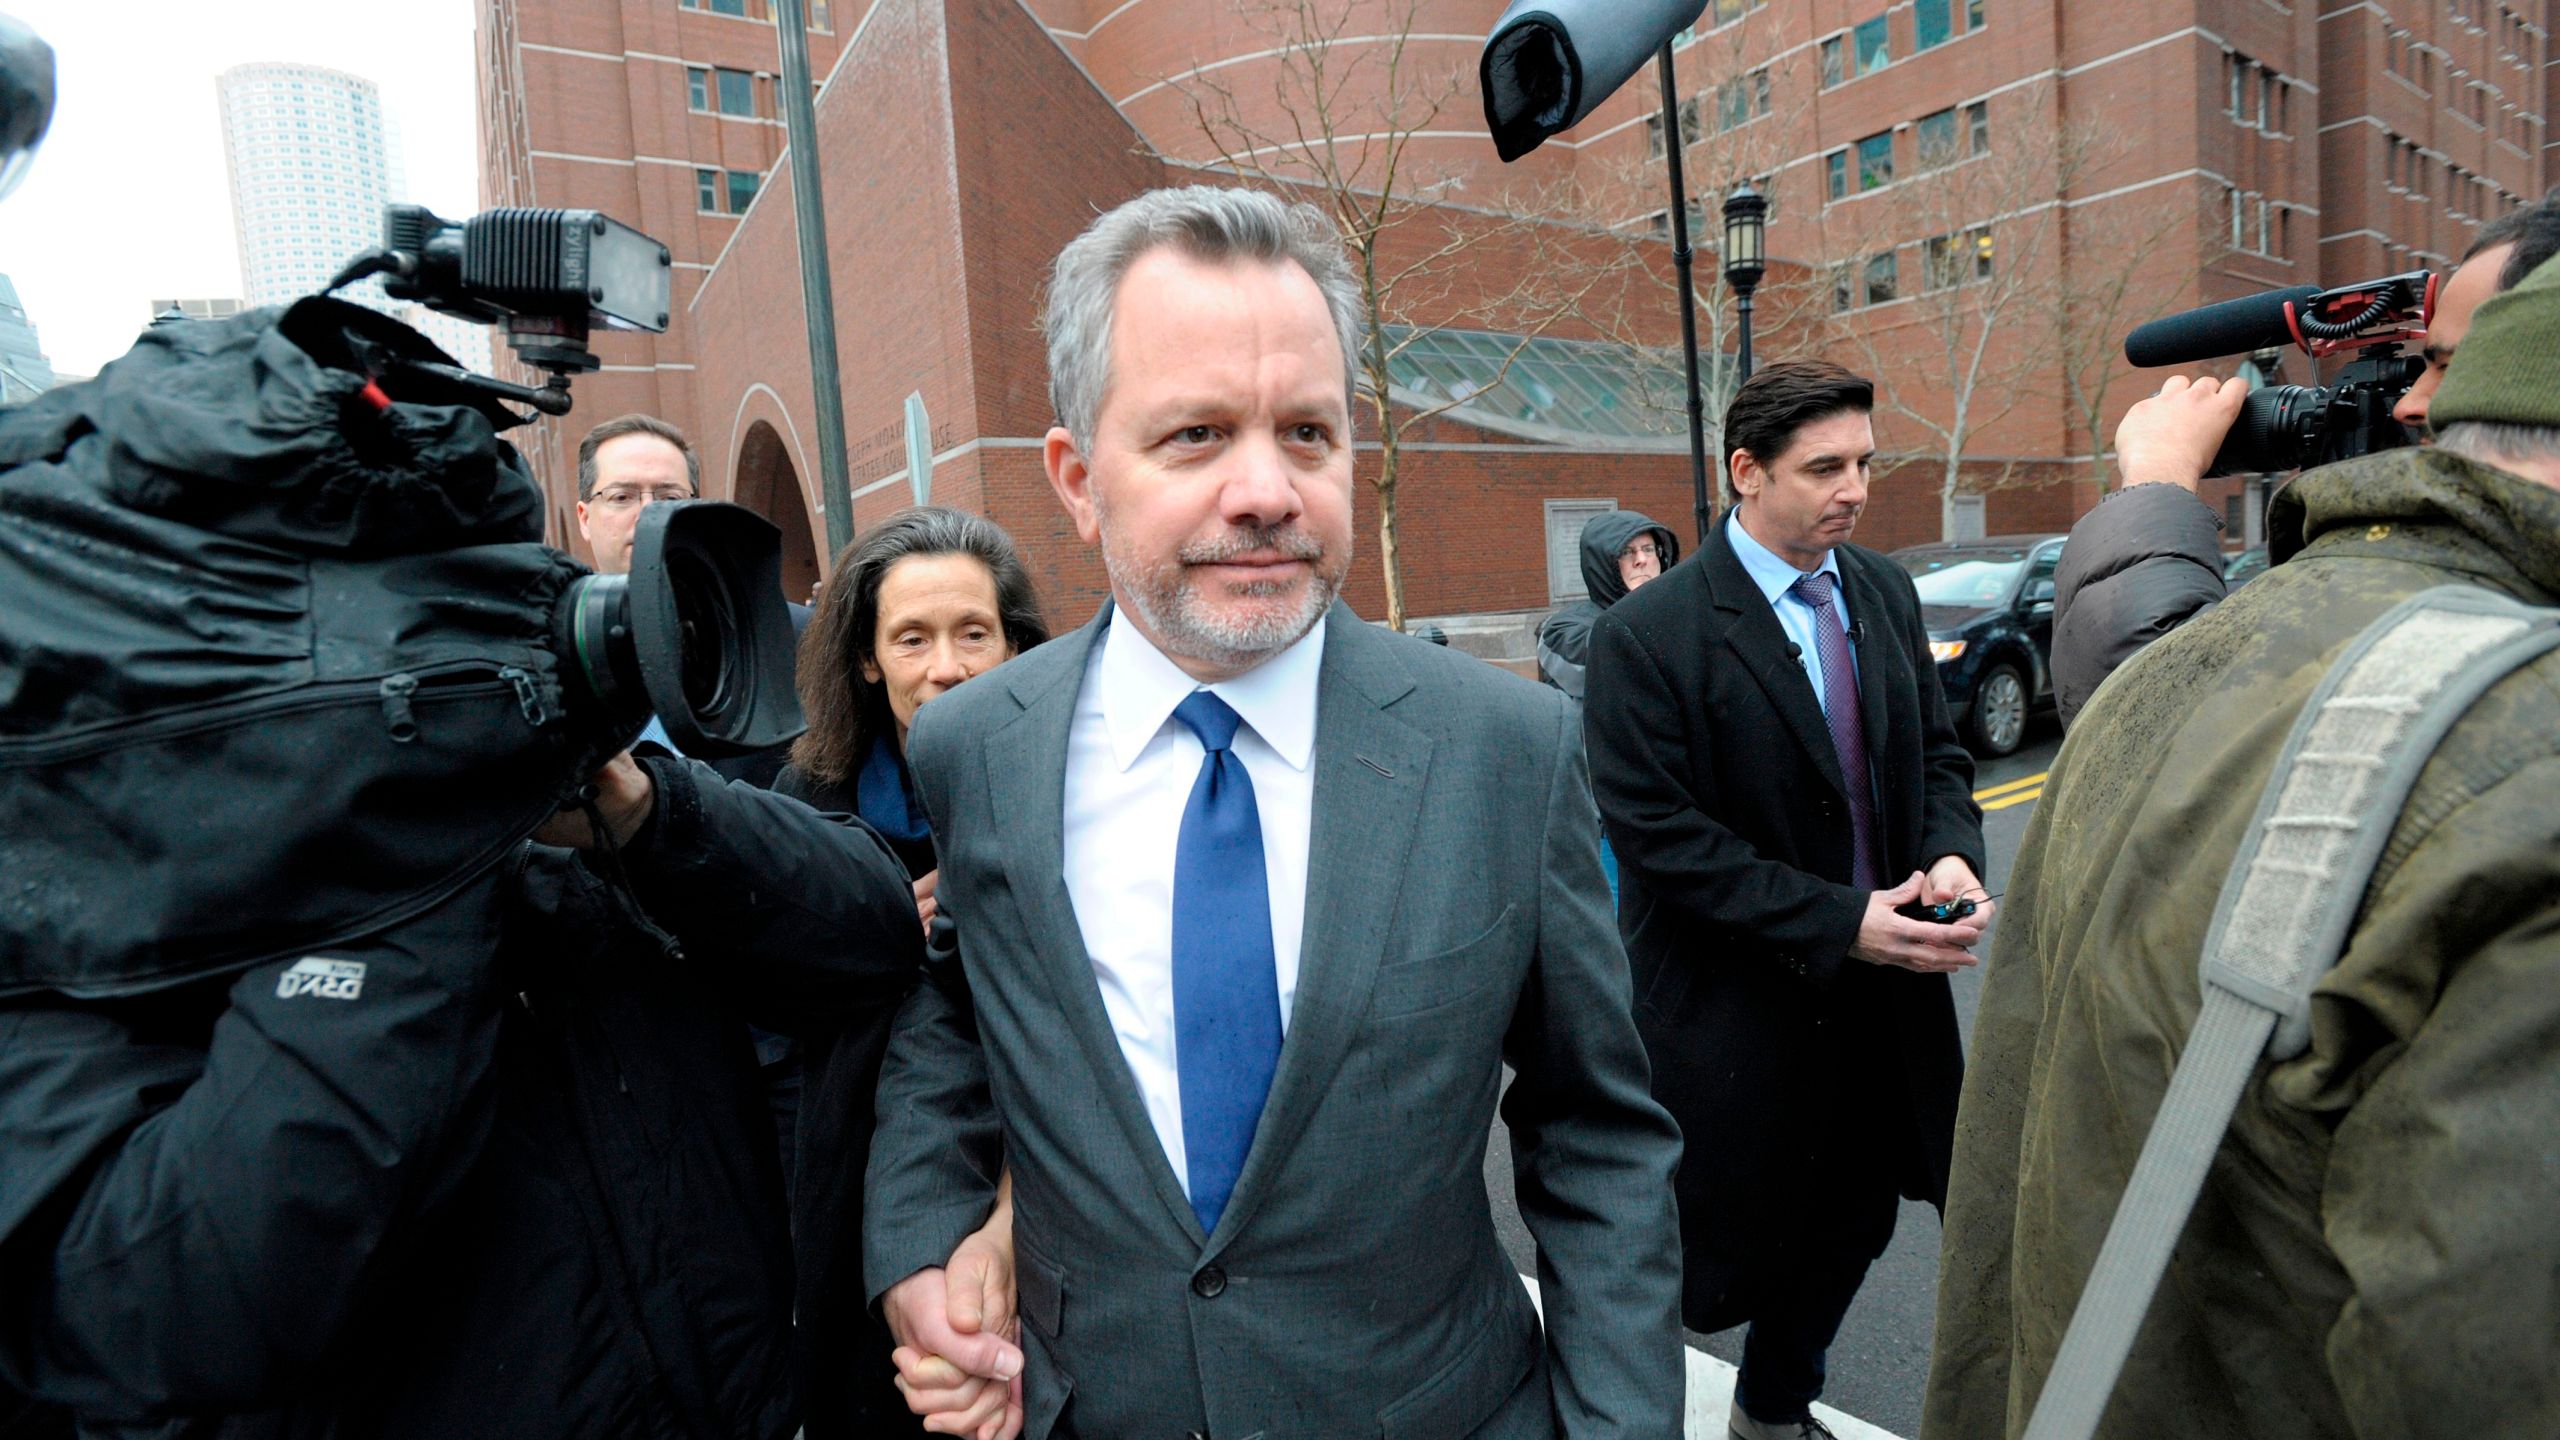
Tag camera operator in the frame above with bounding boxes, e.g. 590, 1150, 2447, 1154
0, 748, 963, 1438
1926, 249, 2560, 1436
2049, 193, 2560, 725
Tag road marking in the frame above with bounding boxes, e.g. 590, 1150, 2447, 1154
1981, 785, 2045, 811
1975, 771, 2049, 801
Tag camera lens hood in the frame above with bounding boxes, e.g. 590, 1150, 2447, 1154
618, 500, 805, 757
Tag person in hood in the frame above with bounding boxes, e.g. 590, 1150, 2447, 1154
1538, 509, 1678, 700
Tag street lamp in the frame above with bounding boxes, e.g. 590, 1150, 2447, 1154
1722, 183, 1768, 386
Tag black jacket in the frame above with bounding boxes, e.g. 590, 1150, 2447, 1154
1585, 514, 1983, 1332
2049, 482, 2228, 727
1537, 510, 1679, 699
0, 757, 922, 1439
771, 762, 939, 1440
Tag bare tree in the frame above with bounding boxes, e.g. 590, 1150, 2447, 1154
2054, 186, 2237, 500
1812, 82, 2117, 538
1168, 0, 1604, 629
1525, 18, 1834, 533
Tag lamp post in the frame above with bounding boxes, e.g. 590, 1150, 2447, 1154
1652, 45, 1714, 549
1722, 182, 1768, 388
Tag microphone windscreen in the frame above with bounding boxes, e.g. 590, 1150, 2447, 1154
2124, 286, 2322, 368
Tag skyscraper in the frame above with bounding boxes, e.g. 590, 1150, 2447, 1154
216, 61, 492, 372
0, 274, 55, 401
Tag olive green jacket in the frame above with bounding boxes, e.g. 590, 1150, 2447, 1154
1924, 447, 2560, 1440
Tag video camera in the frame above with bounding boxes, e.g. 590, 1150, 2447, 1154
0, 204, 803, 1000
2124, 271, 2437, 476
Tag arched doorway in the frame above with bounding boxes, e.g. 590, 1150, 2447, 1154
731, 419, 823, 602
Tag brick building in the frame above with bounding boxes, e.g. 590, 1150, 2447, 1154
474, 0, 2552, 628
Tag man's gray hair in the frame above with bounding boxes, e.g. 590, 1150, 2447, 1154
2434, 420, 2560, 466
1043, 185, 1365, 449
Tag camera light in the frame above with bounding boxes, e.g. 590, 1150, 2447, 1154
1929, 640, 1968, 663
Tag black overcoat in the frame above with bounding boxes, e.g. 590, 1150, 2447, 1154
1585, 514, 1984, 1332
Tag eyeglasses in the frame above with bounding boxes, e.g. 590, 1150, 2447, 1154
591, 486, 695, 510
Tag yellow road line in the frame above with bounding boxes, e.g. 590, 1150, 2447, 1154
1974, 771, 2049, 802
1981, 786, 2045, 812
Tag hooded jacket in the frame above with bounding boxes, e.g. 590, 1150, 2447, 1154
1537, 510, 1678, 699
1925, 446, 2560, 1438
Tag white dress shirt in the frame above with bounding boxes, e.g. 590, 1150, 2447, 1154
1726, 513, 1858, 715
1060, 611, 1325, 1198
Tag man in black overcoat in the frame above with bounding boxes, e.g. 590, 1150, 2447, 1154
1586, 361, 1992, 1440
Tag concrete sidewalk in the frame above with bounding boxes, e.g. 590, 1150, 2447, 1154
1518, 1276, 1903, 1440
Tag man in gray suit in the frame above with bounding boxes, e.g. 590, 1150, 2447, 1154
863, 186, 1684, 1439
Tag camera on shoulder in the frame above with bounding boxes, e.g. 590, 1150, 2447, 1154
2124, 271, 2435, 476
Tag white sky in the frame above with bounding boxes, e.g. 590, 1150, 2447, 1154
0, 0, 480, 378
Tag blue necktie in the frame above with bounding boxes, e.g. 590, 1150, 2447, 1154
1170, 691, 1282, 1236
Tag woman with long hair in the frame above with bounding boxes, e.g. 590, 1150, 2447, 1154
781, 506, 1047, 1440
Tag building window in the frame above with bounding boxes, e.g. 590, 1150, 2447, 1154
686, 66, 710, 109
717, 67, 757, 116
1820, 36, 1845, 87
1857, 130, 1894, 190
727, 169, 761, 212
809, 0, 832, 26
1923, 226, 1993, 288
1645, 113, 1665, 159
1827, 149, 1848, 200
1854, 14, 1891, 74
1917, 106, 1957, 167
1916, 0, 1952, 51
1831, 263, 1855, 313
1865, 250, 1900, 305
1967, 100, 1990, 156
1966, 0, 1984, 27
1679, 95, 1702, 147
696, 166, 720, 212
1973, 226, 1995, 280
1753, 68, 1771, 117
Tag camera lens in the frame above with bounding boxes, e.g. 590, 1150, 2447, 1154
664, 547, 741, 717
2211, 384, 2327, 477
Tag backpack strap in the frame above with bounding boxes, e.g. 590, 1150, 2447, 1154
2021, 584, 2560, 1440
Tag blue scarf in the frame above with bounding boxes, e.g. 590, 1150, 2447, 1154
855, 733, 930, 844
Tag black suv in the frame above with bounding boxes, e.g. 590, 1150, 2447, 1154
1890, 533, 2066, 758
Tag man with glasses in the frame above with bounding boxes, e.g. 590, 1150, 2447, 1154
575, 413, 701, 578
1536, 510, 1679, 701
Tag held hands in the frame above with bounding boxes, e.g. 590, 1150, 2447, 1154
914, 868, 941, 934
2114, 374, 2251, 494
1850, 860, 1993, 974
881, 1179, 1023, 1439
529, 751, 654, 850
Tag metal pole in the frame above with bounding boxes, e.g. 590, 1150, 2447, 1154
1736, 285, 1755, 382
772, 0, 854, 559
1655, 44, 1713, 549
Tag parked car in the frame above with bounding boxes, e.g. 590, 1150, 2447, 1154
2224, 546, 2270, 586
1889, 533, 2066, 758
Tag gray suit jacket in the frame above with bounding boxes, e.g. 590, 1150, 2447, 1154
865, 602, 1683, 1440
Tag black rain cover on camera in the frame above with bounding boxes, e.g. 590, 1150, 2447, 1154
0, 298, 623, 999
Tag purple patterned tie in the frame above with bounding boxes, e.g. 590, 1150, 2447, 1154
1791, 571, 1881, 890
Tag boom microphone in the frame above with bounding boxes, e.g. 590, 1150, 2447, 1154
1481, 0, 1709, 161
2124, 285, 2321, 367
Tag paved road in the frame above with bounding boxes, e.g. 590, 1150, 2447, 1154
1485, 717, 2066, 1439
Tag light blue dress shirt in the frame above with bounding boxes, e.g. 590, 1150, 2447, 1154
1725, 514, 1857, 718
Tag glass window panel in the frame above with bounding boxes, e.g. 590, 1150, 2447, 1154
1854, 15, 1890, 74
1966, 0, 1984, 26
688, 68, 710, 108
1821, 37, 1844, 87
1865, 250, 1899, 305
718, 68, 757, 116
709, 0, 747, 14
1754, 69, 1771, 116
1857, 130, 1894, 189
1968, 101, 1990, 154
1917, 107, 1956, 167
1916, 0, 1951, 50
1828, 150, 1848, 200
696, 167, 721, 211
727, 169, 760, 211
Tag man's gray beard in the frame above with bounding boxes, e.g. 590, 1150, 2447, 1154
1101, 515, 1341, 672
